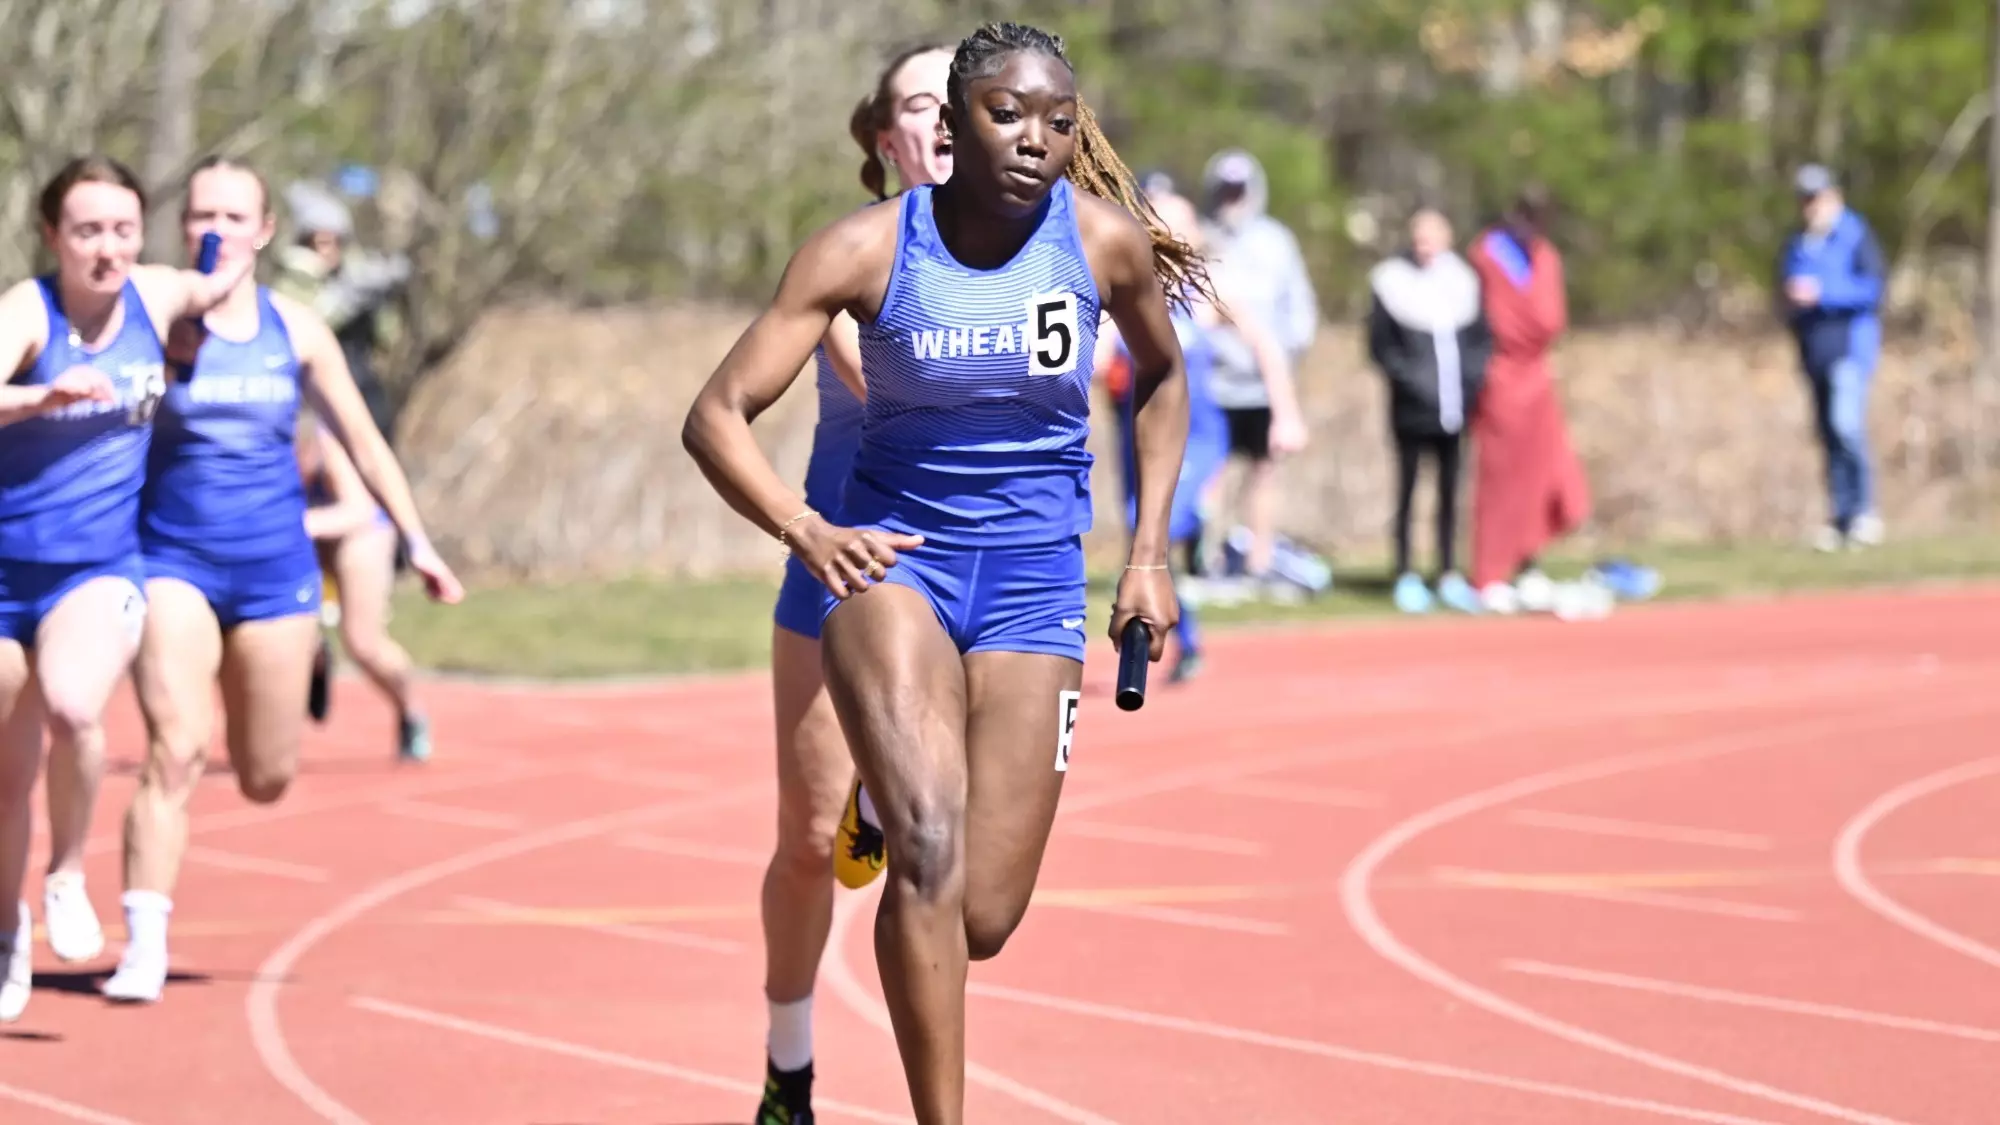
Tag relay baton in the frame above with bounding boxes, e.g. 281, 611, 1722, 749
1115, 617, 1151, 712
168, 232, 223, 385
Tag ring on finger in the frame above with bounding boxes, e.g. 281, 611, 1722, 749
868, 561, 886, 579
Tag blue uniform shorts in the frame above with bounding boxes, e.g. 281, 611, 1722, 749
774, 555, 829, 640
0, 555, 147, 646
820, 535, 1088, 663
142, 539, 321, 630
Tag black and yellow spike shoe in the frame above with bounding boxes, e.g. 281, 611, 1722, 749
832, 779, 886, 891
754, 1058, 814, 1124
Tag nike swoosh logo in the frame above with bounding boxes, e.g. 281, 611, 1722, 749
1061, 618, 1085, 630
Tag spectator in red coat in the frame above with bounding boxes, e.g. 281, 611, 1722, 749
1463, 186, 1591, 613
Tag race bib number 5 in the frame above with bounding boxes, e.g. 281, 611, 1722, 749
1025, 292, 1080, 377
1054, 689, 1081, 772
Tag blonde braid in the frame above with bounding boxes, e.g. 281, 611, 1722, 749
1066, 96, 1216, 311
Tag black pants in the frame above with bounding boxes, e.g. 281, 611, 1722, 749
1393, 431, 1463, 577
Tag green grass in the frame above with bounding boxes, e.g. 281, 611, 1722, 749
389, 534, 2000, 680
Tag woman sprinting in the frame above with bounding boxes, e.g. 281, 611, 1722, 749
297, 410, 433, 762
0, 155, 256, 1022
753, 41, 954, 1125
684, 23, 1201, 1123
104, 157, 461, 1004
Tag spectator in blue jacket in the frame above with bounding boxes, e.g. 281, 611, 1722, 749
1780, 164, 1884, 551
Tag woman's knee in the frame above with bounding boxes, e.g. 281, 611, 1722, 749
39, 682, 108, 745
883, 791, 965, 903
235, 753, 295, 804
337, 626, 386, 671
963, 893, 1031, 962
140, 724, 210, 797
772, 793, 841, 878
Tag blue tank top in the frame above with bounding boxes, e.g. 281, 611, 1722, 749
801, 345, 863, 514
1175, 314, 1227, 456
0, 278, 165, 562
140, 288, 311, 562
1114, 312, 1225, 494
842, 180, 1101, 545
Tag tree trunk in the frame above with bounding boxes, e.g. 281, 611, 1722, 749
144, 0, 204, 261
1982, 0, 2000, 467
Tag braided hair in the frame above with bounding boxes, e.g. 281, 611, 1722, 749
945, 22, 1216, 310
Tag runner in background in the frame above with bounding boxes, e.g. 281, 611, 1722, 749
298, 409, 432, 762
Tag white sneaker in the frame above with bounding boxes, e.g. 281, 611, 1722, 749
102, 893, 170, 1004
1848, 513, 1884, 547
1480, 582, 1520, 615
0, 902, 31, 1022
1810, 524, 1844, 553
1515, 570, 1556, 613
43, 871, 103, 962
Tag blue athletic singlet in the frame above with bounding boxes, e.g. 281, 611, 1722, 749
1115, 311, 1225, 513
143, 289, 309, 560
0, 278, 164, 563
803, 347, 864, 514
819, 180, 1101, 662
140, 289, 320, 627
774, 346, 865, 639
841, 179, 1101, 546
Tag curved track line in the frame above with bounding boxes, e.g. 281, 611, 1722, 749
1832, 755, 2000, 970
246, 783, 766, 1124
1339, 701, 1984, 1125
968, 981, 1785, 1125
809, 655, 1851, 1125
807, 657, 1956, 1123
823, 888, 1122, 1125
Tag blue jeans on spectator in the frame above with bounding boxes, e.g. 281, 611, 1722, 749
1807, 357, 1874, 531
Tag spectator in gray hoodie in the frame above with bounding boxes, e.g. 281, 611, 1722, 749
271, 182, 411, 445
1198, 149, 1316, 586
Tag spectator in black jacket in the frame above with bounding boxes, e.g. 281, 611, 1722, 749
1366, 208, 1492, 614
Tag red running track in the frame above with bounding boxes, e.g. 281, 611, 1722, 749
2, 585, 1999, 1124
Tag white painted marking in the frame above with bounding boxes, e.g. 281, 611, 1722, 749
591, 764, 712, 792
380, 800, 523, 831
1507, 810, 1773, 851
1209, 779, 1383, 807
825, 892, 1121, 1125
246, 783, 767, 1125
1046, 900, 1289, 936
1060, 820, 1264, 856
1546, 886, 1800, 922
615, 832, 766, 867
352, 996, 907, 1123
1340, 700, 1983, 1125
0, 1082, 149, 1125
1504, 960, 2000, 1043
1435, 871, 1799, 922
185, 846, 329, 884
1833, 755, 2000, 971
84, 761, 562, 859
453, 895, 741, 955
968, 982, 1783, 1125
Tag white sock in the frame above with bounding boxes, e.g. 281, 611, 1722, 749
121, 890, 172, 955
767, 995, 813, 1072
856, 784, 880, 831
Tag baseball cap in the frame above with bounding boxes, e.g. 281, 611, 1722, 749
1793, 163, 1836, 197
1213, 151, 1257, 184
